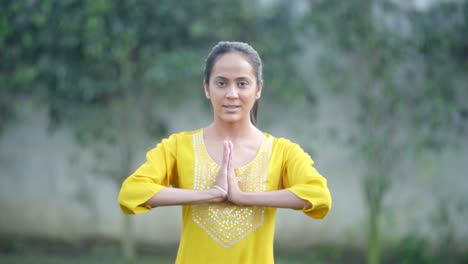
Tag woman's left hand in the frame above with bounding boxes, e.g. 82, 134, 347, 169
225, 140, 245, 204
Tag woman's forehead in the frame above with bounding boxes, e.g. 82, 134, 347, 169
211, 52, 255, 78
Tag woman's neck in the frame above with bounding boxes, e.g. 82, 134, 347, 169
206, 119, 260, 141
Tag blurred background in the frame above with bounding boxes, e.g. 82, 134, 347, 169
1, 0, 467, 263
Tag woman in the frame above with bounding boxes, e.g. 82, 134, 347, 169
118, 41, 332, 263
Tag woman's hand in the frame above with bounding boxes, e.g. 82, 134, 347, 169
212, 140, 231, 201
211, 140, 310, 209
225, 141, 245, 205
213, 139, 246, 204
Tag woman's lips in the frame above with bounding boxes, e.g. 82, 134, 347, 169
223, 105, 240, 112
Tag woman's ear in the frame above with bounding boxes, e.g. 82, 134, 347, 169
203, 80, 210, 99
256, 80, 263, 99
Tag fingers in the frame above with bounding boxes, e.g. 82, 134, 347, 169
228, 140, 233, 156
226, 140, 232, 173
221, 140, 230, 173
225, 140, 237, 193
223, 139, 234, 167
215, 140, 233, 198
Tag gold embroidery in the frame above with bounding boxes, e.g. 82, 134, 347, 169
191, 131, 273, 248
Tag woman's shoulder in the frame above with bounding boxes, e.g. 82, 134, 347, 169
170, 128, 203, 138
265, 132, 298, 149
264, 133, 307, 160
266, 133, 313, 163
153, 128, 202, 146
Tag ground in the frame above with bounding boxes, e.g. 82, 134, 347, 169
1, 234, 466, 263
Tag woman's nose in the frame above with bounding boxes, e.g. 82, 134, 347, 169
226, 86, 239, 98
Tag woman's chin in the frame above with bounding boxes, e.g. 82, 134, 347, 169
218, 114, 244, 123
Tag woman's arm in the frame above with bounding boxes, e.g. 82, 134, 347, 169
142, 140, 232, 208
228, 188, 312, 209
142, 187, 226, 207
223, 140, 312, 209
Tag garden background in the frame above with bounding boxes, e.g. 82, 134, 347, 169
1, 0, 467, 263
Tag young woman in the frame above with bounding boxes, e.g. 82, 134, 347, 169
118, 41, 332, 263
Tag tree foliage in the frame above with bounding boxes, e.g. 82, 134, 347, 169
1, 0, 307, 259
304, 0, 467, 149
1, 0, 306, 136
2, 0, 467, 261
303, 0, 467, 263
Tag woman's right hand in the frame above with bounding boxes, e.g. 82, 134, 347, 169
213, 140, 231, 200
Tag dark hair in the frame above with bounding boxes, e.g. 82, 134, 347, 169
204, 41, 263, 126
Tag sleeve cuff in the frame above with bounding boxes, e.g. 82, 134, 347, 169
118, 184, 165, 214
287, 185, 332, 219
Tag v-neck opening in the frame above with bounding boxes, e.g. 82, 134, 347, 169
200, 128, 266, 171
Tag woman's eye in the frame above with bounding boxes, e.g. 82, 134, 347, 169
217, 81, 226, 87
238, 81, 248, 87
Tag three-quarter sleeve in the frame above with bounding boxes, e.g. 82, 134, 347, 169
281, 141, 332, 219
118, 135, 178, 214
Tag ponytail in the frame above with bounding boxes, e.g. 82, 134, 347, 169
250, 100, 259, 126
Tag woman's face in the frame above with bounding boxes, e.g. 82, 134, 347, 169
204, 52, 262, 124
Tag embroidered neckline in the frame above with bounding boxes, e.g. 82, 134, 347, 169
200, 128, 266, 171
191, 130, 273, 248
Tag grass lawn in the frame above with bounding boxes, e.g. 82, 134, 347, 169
2, 235, 464, 264
0, 255, 331, 264
0, 255, 174, 264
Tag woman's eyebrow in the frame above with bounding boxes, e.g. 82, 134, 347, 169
214, 76, 251, 80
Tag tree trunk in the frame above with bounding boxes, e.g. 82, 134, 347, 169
118, 62, 138, 261
120, 152, 136, 261
122, 214, 135, 260
120, 142, 136, 260
367, 202, 380, 264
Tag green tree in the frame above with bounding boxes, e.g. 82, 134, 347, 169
0, 0, 46, 133
302, 0, 467, 263
1, 0, 308, 260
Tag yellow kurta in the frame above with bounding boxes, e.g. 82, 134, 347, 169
118, 129, 332, 264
